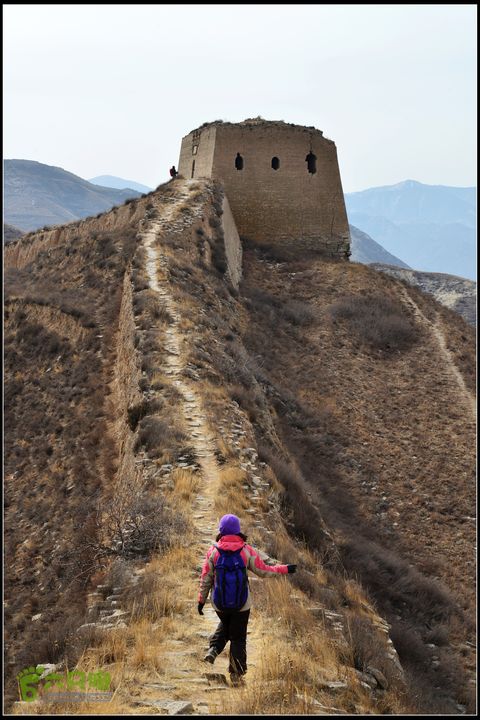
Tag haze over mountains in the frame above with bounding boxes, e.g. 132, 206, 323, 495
345, 180, 476, 280
88, 175, 153, 194
4, 160, 141, 232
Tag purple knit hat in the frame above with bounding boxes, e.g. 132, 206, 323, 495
218, 514, 241, 536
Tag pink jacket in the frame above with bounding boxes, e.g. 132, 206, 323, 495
198, 534, 289, 611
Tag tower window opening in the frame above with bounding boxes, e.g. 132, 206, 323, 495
235, 153, 244, 170
192, 145, 198, 155
191, 160, 196, 178
271, 156, 280, 170
306, 151, 317, 174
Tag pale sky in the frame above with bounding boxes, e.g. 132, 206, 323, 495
3, 4, 477, 192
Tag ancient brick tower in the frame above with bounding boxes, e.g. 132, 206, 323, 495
178, 117, 350, 257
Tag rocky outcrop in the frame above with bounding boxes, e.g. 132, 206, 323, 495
370, 263, 476, 325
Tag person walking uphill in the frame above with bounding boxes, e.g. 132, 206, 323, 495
197, 513, 297, 686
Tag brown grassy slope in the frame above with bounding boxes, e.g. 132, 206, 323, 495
8, 178, 404, 717
235, 244, 476, 713
4, 178, 475, 715
3, 190, 158, 703
3, 179, 222, 711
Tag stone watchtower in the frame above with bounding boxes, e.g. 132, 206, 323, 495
178, 117, 350, 257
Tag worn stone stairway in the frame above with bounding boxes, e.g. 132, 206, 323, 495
136, 183, 254, 712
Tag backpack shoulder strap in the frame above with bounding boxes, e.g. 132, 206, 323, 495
236, 543, 247, 564
212, 543, 223, 561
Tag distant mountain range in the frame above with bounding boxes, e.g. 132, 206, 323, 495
345, 180, 476, 280
349, 225, 410, 268
89, 175, 153, 194
4, 160, 141, 231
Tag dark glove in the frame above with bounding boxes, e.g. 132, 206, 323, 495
198, 602, 205, 615
287, 564, 297, 574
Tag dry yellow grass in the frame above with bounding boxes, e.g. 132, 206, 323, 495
219, 583, 343, 715
130, 620, 164, 672
170, 468, 201, 504
214, 464, 251, 517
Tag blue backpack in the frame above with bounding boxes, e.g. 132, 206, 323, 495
212, 544, 249, 611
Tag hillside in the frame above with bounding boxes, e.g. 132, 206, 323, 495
89, 175, 153, 194
349, 225, 409, 268
370, 264, 476, 327
4, 160, 142, 232
5, 179, 476, 716
345, 180, 476, 280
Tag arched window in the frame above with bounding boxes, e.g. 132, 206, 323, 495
235, 153, 244, 170
191, 160, 196, 178
305, 151, 317, 174
271, 156, 280, 170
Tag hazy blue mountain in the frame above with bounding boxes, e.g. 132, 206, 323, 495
3, 223, 24, 244
346, 179, 475, 227
349, 224, 410, 268
4, 160, 141, 232
89, 175, 153, 194
345, 180, 476, 280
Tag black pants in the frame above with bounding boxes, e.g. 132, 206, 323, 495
209, 609, 250, 675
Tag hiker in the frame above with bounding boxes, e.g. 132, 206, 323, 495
169, 165, 177, 178
197, 513, 297, 686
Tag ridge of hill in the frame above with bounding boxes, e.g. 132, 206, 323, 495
4, 159, 142, 232
349, 225, 410, 268
5, 179, 475, 715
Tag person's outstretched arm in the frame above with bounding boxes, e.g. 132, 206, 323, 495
243, 544, 295, 578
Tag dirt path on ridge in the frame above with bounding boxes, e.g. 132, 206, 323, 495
140, 188, 260, 712
399, 286, 476, 420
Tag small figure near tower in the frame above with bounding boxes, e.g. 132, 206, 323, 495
169, 165, 178, 179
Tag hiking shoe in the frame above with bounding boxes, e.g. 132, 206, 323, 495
229, 673, 245, 687
203, 649, 217, 664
